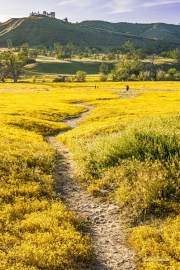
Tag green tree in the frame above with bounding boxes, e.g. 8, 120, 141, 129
168, 68, 177, 77
56, 51, 66, 60
173, 48, 180, 64
123, 41, 134, 52
0, 50, 28, 83
166, 68, 180, 80
54, 43, 64, 59
78, 52, 84, 60
99, 62, 109, 75
136, 48, 145, 60
0, 66, 8, 82
99, 73, 108, 82
156, 69, 166, 81
160, 50, 174, 58
106, 52, 116, 60
54, 42, 63, 54
110, 55, 142, 81
75, 70, 87, 82
138, 71, 151, 81
90, 47, 97, 56
66, 42, 75, 60
28, 49, 38, 59
99, 62, 109, 82
20, 43, 29, 56
123, 41, 134, 57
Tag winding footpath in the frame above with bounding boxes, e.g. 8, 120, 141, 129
47, 104, 137, 270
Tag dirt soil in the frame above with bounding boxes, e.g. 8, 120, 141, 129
47, 103, 137, 270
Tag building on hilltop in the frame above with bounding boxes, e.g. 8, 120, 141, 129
43, 11, 55, 18
29, 11, 69, 21
29, 11, 55, 18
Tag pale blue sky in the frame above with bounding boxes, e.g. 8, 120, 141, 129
0, 0, 180, 24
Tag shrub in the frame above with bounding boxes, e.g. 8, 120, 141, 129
156, 69, 166, 81
99, 73, 108, 81
75, 70, 87, 82
138, 71, 152, 81
32, 76, 36, 83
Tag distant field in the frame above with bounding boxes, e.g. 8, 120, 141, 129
25, 57, 115, 76
24, 55, 179, 78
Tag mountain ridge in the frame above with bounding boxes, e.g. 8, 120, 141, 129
0, 16, 179, 51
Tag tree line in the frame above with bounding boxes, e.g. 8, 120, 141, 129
99, 41, 180, 82
0, 39, 180, 83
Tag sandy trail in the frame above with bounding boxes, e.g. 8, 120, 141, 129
47, 103, 137, 270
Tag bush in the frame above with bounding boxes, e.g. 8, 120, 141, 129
99, 73, 108, 81
138, 71, 152, 81
99, 62, 109, 75
157, 68, 180, 81
32, 76, 36, 83
156, 69, 166, 81
110, 56, 142, 81
75, 70, 87, 82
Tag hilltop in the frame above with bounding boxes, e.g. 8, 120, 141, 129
0, 16, 180, 51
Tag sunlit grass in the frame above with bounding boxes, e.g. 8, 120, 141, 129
58, 84, 180, 143
0, 81, 180, 269
56, 81, 180, 270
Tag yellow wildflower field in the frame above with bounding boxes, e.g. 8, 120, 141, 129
0, 81, 180, 269
57, 81, 180, 270
58, 81, 180, 144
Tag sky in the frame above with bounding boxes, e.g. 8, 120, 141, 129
0, 0, 180, 25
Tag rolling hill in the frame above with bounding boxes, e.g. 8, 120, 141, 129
79, 20, 180, 39
0, 15, 179, 51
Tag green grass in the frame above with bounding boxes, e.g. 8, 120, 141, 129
24, 56, 179, 78
66, 115, 180, 221
23, 54, 179, 78
80, 21, 180, 39
25, 59, 114, 76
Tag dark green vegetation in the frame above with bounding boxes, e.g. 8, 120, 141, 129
25, 60, 114, 75
0, 49, 28, 82
0, 16, 180, 51
80, 20, 180, 43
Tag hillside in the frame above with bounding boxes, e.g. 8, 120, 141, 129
79, 20, 180, 41
0, 16, 179, 51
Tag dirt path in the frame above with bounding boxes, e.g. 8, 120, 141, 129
47, 104, 137, 270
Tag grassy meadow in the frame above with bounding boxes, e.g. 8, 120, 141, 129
24, 56, 179, 78
0, 80, 180, 269
24, 56, 115, 77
